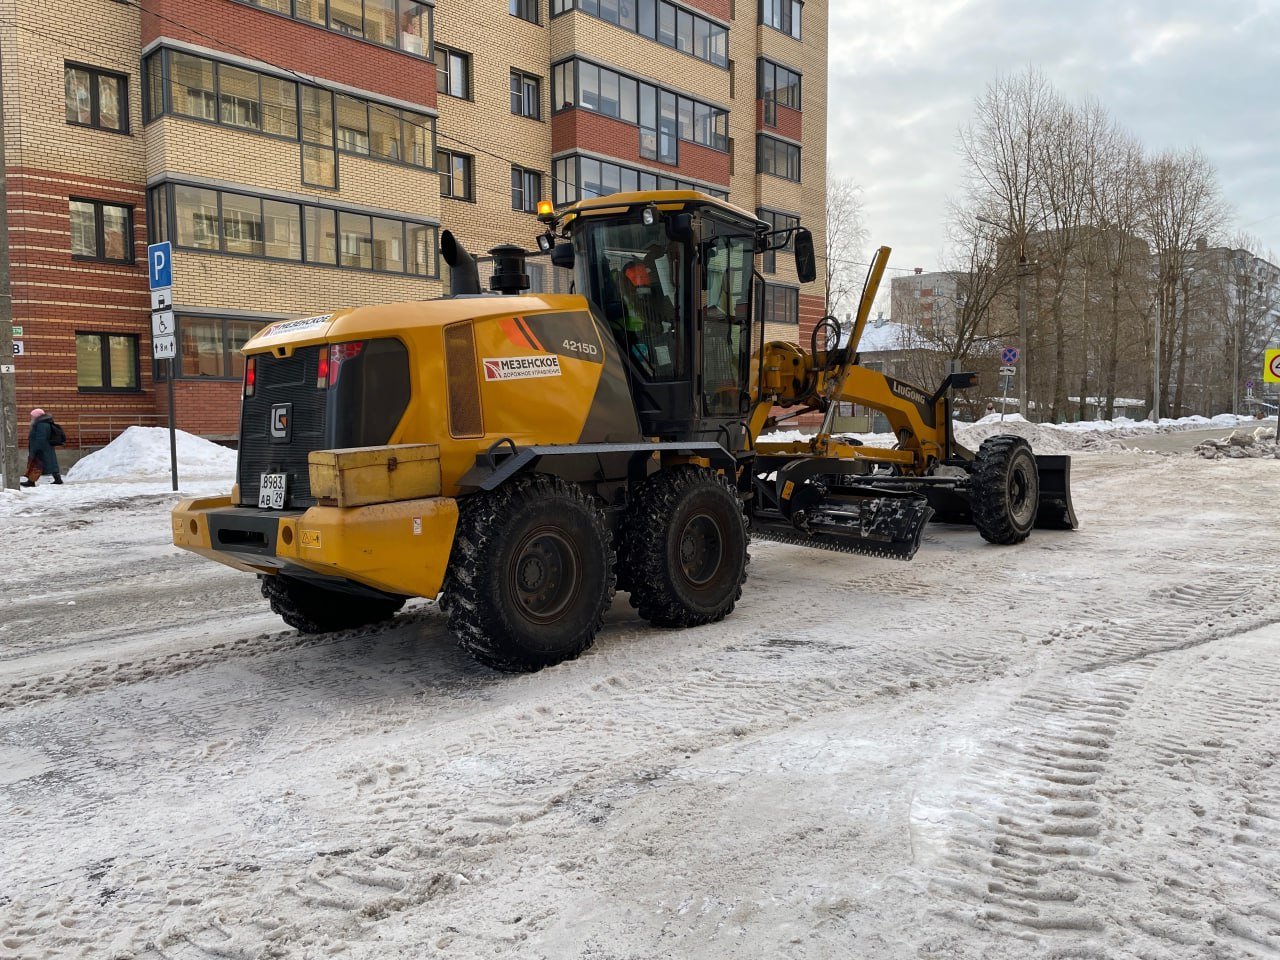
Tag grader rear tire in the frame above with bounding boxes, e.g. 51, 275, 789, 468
971, 435, 1040, 544
442, 474, 614, 672
260, 575, 405, 634
620, 467, 748, 628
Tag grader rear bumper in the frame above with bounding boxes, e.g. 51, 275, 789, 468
172, 495, 459, 600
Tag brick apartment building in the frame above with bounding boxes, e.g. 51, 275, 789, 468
0, 0, 827, 446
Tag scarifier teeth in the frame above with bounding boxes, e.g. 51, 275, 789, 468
748, 528, 919, 562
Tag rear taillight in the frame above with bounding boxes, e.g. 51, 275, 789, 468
316, 352, 329, 389
325, 341, 364, 388
244, 356, 256, 397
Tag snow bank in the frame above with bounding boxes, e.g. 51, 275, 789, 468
763, 413, 1278, 457
66, 426, 237, 483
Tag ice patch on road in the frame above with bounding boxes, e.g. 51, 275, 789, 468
66, 426, 237, 482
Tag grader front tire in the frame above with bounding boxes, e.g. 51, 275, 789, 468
971, 435, 1040, 545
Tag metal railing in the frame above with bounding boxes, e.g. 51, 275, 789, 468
71, 413, 168, 451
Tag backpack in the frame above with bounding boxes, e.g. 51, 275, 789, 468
49, 420, 67, 447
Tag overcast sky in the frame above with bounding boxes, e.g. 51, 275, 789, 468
827, 0, 1280, 285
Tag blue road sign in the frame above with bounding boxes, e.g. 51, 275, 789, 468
1000, 346, 1020, 365
148, 241, 173, 290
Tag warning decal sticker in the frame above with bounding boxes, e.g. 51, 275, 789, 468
482, 355, 563, 381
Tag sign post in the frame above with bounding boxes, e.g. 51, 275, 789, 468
999, 347, 1020, 422
148, 242, 178, 492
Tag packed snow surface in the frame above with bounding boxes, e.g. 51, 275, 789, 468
1, 423, 1279, 959
65, 425, 237, 483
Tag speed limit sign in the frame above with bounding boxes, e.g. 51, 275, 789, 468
1266, 349, 1280, 383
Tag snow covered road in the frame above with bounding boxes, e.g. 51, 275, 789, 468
1, 452, 1278, 959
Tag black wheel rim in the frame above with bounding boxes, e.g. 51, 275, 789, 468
509, 527, 581, 624
1009, 459, 1036, 527
678, 512, 724, 587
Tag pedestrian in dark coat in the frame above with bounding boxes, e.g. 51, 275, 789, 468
23, 408, 63, 486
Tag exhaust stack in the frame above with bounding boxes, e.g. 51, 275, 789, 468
441, 230, 481, 296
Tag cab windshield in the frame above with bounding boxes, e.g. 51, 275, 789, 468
575, 219, 687, 381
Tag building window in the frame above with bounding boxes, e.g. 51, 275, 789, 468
512, 166, 542, 212
438, 149, 475, 201
176, 317, 265, 379
64, 64, 128, 133
760, 283, 799, 325
144, 49, 433, 171
552, 155, 726, 206
68, 199, 134, 263
758, 58, 801, 126
760, 0, 801, 39
758, 208, 799, 274
152, 181, 438, 276
552, 58, 727, 152
757, 134, 801, 182
554, 0, 727, 69
510, 0, 539, 23
436, 46, 471, 99
511, 70, 541, 119
76, 333, 140, 391
236, 0, 434, 57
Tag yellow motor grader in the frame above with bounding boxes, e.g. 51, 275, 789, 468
173, 190, 1076, 671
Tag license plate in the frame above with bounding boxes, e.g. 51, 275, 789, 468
258, 473, 288, 509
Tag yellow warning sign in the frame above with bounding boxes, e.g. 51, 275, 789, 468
300, 529, 322, 549
1265, 348, 1280, 383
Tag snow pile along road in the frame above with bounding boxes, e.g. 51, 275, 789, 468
1194, 425, 1279, 459
955, 414, 1121, 454
65, 426, 237, 482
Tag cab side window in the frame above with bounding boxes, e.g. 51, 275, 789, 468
701, 233, 753, 415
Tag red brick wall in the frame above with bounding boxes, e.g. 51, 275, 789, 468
7, 166, 256, 445
552, 109, 731, 188
156, 379, 244, 439
757, 101, 802, 142
7, 168, 155, 444
683, 0, 730, 21
141, 0, 436, 108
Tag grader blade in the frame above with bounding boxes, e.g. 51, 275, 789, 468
751, 495, 933, 562
1033, 455, 1079, 530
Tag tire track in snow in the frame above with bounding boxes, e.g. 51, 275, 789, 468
925, 584, 1280, 956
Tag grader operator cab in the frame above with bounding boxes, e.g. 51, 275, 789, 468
173, 190, 1077, 671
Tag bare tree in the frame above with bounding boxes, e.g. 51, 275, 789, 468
825, 175, 868, 317
1141, 147, 1228, 417
958, 67, 1057, 418
1084, 123, 1149, 419
891, 205, 1017, 418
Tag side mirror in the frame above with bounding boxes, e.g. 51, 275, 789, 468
550, 243, 574, 269
793, 228, 817, 284
666, 212, 695, 241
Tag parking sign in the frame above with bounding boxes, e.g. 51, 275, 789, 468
148, 241, 173, 290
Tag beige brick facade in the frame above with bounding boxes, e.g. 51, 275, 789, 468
1, 0, 827, 441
